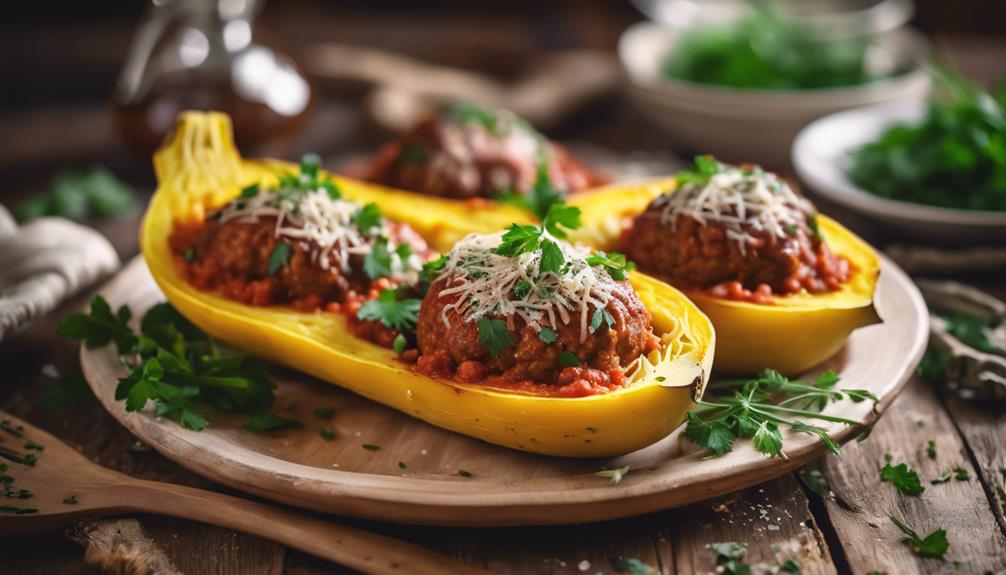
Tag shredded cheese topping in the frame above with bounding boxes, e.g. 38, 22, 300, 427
218, 187, 423, 282
435, 232, 618, 342
657, 165, 813, 255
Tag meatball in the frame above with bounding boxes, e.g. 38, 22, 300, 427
416, 277, 659, 384
624, 203, 849, 298
365, 113, 607, 199
173, 216, 430, 308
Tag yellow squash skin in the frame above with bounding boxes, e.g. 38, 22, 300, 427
568, 179, 881, 376
140, 112, 715, 457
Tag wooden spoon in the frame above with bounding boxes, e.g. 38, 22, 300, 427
0, 410, 487, 575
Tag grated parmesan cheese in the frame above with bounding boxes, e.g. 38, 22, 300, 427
657, 165, 813, 255
434, 231, 618, 342
218, 187, 422, 283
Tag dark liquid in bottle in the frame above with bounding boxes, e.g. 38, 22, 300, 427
114, 71, 313, 156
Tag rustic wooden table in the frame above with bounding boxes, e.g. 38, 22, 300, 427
2, 5, 1006, 573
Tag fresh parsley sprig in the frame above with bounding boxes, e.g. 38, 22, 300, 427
499, 154, 565, 219
889, 516, 950, 559
675, 155, 723, 188
683, 369, 875, 457
357, 288, 422, 335
60, 296, 277, 431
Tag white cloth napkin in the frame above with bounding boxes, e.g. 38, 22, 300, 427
0, 204, 119, 340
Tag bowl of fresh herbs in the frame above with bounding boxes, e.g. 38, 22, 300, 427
792, 73, 1006, 243
619, 5, 930, 168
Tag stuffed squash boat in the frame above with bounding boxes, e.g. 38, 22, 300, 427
140, 111, 715, 457
569, 157, 880, 375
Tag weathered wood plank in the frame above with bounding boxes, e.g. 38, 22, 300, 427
0, 289, 286, 575
665, 474, 836, 575
818, 377, 1006, 573
942, 392, 1006, 537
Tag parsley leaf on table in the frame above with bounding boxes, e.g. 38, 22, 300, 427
880, 458, 924, 496
243, 413, 302, 432
889, 516, 949, 559
711, 542, 752, 575
683, 369, 871, 457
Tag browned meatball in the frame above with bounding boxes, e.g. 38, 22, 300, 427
624, 202, 849, 299
416, 277, 658, 383
175, 216, 430, 308
365, 111, 608, 199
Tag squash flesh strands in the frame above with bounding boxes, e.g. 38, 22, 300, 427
141, 111, 715, 457
567, 179, 881, 375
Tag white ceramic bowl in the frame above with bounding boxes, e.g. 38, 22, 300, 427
792, 101, 1006, 244
618, 21, 932, 169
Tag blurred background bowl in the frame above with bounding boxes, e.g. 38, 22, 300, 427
618, 20, 932, 169
792, 101, 1006, 244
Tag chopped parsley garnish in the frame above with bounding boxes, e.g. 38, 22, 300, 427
499, 154, 565, 219
267, 242, 292, 276
537, 327, 558, 344
477, 317, 513, 359
60, 297, 276, 432
589, 308, 614, 333
953, 466, 970, 481
314, 407, 334, 420
558, 350, 581, 367
352, 203, 383, 234
889, 516, 949, 559
418, 255, 447, 294
362, 443, 380, 451
242, 413, 302, 433
675, 155, 722, 188
23, 441, 44, 452
183, 248, 196, 263
63, 496, 78, 505
711, 542, 751, 575
362, 238, 393, 279
880, 458, 924, 495
683, 369, 872, 457
357, 289, 421, 333
931, 471, 952, 485
595, 465, 630, 485
458, 469, 472, 478
585, 252, 635, 281
240, 184, 260, 199
392, 334, 407, 354
398, 461, 407, 469
926, 440, 937, 459
320, 426, 335, 441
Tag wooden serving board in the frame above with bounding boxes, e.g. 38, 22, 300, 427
81, 255, 928, 527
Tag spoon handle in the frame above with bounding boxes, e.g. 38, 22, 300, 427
120, 481, 487, 575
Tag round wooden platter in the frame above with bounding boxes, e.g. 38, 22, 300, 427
81, 256, 928, 527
